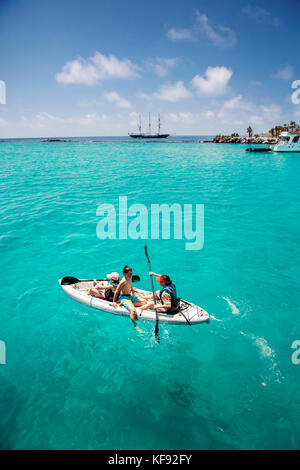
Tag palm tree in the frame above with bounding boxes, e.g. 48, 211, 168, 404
289, 121, 297, 133
247, 126, 253, 137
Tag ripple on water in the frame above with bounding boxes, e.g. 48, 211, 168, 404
0, 141, 299, 449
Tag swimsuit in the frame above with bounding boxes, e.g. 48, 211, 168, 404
119, 294, 139, 310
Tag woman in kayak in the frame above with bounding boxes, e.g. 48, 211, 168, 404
87, 272, 120, 300
140, 272, 178, 314
113, 265, 146, 331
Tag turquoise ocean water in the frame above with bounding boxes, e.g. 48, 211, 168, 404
0, 138, 299, 449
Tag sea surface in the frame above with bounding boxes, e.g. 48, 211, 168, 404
0, 137, 299, 450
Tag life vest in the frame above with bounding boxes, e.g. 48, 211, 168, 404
159, 283, 178, 310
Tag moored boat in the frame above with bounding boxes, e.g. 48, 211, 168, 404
246, 131, 300, 153
129, 113, 169, 140
270, 132, 300, 152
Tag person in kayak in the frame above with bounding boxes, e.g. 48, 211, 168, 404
87, 272, 120, 300
140, 273, 178, 314
113, 265, 146, 331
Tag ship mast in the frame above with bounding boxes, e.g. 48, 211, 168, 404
158, 113, 161, 135
149, 112, 151, 134
138, 114, 142, 134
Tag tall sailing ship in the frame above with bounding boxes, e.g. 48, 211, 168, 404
129, 113, 169, 139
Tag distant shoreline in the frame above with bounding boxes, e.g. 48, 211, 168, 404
213, 135, 279, 145
0, 135, 281, 145
0, 135, 215, 143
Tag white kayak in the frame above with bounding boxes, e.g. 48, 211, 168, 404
59, 277, 209, 325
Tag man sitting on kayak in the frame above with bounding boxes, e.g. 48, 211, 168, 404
87, 272, 119, 300
140, 272, 178, 314
113, 265, 146, 331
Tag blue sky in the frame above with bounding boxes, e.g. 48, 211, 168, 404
0, 0, 300, 137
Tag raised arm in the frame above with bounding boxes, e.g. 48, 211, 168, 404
113, 280, 124, 307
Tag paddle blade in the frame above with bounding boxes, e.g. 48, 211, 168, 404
144, 245, 150, 263
132, 275, 140, 282
61, 276, 80, 285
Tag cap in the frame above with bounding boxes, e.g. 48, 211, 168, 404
106, 272, 120, 282
156, 276, 170, 284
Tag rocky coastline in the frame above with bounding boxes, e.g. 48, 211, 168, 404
213, 135, 279, 144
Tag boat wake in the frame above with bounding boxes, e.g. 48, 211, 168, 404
240, 331, 283, 384
210, 314, 223, 322
223, 297, 240, 315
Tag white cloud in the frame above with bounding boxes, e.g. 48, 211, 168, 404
167, 12, 236, 47
166, 111, 195, 123
294, 108, 300, 119
222, 95, 253, 117
167, 112, 179, 122
56, 51, 139, 85
138, 80, 191, 102
203, 110, 215, 119
0, 117, 7, 125
246, 104, 282, 127
196, 12, 236, 47
178, 112, 193, 120
146, 57, 178, 77
259, 104, 281, 121
242, 5, 282, 27
191, 66, 233, 97
35, 112, 63, 122
20, 112, 64, 129
136, 91, 153, 101
128, 111, 140, 127
154, 81, 191, 102
103, 91, 131, 108
274, 65, 293, 80
249, 115, 263, 124
19, 111, 111, 131
167, 28, 194, 40
76, 98, 103, 108
223, 95, 244, 109
216, 98, 282, 131
76, 113, 109, 126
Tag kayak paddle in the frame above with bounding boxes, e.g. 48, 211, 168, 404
61, 275, 140, 285
144, 245, 160, 343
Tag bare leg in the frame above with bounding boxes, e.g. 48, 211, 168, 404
133, 299, 146, 307
139, 301, 169, 314
139, 301, 154, 311
145, 304, 169, 314
155, 307, 169, 314
128, 305, 142, 332
87, 288, 104, 298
